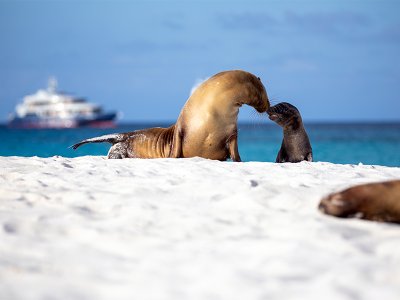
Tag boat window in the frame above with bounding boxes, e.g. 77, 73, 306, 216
29, 101, 49, 106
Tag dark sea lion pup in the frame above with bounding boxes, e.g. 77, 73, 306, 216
267, 102, 312, 163
72, 70, 270, 161
319, 180, 400, 224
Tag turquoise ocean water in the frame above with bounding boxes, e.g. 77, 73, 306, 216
0, 123, 399, 167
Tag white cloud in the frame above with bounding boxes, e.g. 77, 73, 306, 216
190, 77, 209, 95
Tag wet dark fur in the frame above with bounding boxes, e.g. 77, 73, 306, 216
319, 180, 400, 223
267, 102, 312, 163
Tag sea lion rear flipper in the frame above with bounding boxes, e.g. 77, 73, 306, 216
70, 133, 125, 150
70, 141, 86, 150
227, 132, 241, 162
169, 127, 183, 158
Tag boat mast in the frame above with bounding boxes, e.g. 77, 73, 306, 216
47, 77, 58, 93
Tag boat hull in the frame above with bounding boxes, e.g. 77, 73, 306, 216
8, 112, 117, 129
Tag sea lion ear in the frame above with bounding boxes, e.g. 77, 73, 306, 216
257, 77, 261, 81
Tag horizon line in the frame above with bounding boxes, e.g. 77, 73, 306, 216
1, 120, 400, 128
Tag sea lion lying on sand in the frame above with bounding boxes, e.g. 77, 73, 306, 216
267, 102, 312, 163
319, 180, 400, 224
72, 70, 270, 161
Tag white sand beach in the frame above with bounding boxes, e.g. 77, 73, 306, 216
1, 156, 400, 300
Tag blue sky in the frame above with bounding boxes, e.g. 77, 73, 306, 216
0, 0, 399, 123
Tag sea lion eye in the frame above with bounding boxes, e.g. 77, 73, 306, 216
257, 77, 261, 81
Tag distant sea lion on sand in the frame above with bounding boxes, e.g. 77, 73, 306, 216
72, 70, 270, 161
267, 102, 312, 163
319, 180, 400, 224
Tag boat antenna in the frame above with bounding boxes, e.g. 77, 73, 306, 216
48, 76, 58, 93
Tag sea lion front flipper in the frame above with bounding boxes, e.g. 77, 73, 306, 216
306, 152, 313, 162
169, 126, 183, 158
227, 132, 241, 162
275, 142, 287, 163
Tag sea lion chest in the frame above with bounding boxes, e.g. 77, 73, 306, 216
177, 97, 238, 160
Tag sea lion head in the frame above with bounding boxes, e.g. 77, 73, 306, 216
267, 102, 301, 128
249, 75, 270, 113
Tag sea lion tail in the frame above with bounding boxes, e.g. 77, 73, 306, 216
70, 133, 126, 150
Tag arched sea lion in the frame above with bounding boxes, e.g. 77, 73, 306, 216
319, 180, 400, 223
267, 102, 312, 163
72, 70, 270, 161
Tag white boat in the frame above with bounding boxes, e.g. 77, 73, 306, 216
8, 77, 117, 128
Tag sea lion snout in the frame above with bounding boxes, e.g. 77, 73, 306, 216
253, 92, 270, 113
268, 102, 295, 114
252, 79, 270, 113
267, 109, 279, 121
266, 104, 285, 122
267, 102, 300, 124
255, 100, 270, 113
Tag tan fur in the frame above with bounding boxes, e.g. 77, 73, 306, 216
73, 70, 270, 161
319, 180, 400, 223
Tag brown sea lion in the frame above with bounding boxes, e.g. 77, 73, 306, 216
319, 180, 400, 223
72, 70, 270, 161
267, 102, 312, 163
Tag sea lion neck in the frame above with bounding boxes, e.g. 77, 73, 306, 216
282, 115, 302, 133
237, 81, 269, 112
